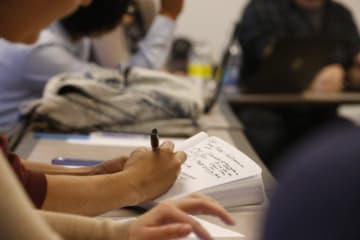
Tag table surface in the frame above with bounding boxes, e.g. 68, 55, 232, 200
227, 92, 360, 105
15, 100, 276, 240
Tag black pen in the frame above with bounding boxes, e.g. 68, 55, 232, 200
151, 128, 159, 151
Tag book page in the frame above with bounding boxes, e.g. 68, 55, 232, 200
175, 132, 209, 151
156, 135, 262, 201
184, 216, 245, 239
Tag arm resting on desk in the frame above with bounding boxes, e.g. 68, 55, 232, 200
21, 157, 128, 176
42, 194, 234, 240
40, 211, 131, 240
42, 142, 186, 216
22, 160, 94, 176
42, 171, 140, 216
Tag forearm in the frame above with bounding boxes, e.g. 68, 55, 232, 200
40, 210, 132, 240
22, 160, 94, 176
92, 25, 130, 68
42, 172, 140, 216
0, 154, 62, 240
131, 15, 175, 69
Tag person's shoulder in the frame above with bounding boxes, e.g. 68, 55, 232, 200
245, 0, 275, 8
35, 23, 77, 51
328, 0, 353, 16
36, 27, 66, 48
278, 122, 360, 179
244, 0, 284, 16
0, 39, 32, 54
0, 39, 34, 68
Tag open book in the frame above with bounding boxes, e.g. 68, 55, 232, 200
150, 132, 266, 208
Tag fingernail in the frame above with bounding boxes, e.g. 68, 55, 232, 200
180, 224, 192, 235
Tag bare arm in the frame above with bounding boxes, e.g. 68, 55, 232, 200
40, 210, 131, 240
0, 154, 62, 239
42, 141, 186, 216
21, 160, 94, 176
21, 157, 128, 176
42, 171, 139, 216
41, 194, 234, 240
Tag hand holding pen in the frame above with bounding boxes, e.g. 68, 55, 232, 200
151, 128, 159, 151
120, 129, 187, 203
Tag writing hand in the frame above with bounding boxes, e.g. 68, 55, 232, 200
90, 156, 128, 175
122, 141, 186, 204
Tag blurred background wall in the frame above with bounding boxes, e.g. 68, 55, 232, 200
172, 0, 360, 63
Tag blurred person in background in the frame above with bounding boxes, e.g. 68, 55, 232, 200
93, 0, 184, 69
0, 0, 184, 133
233, 0, 360, 172
238, 0, 360, 93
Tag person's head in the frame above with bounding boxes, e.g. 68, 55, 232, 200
0, 0, 91, 44
60, 0, 131, 41
293, 0, 326, 9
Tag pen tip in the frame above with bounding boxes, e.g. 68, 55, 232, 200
152, 128, 158, 134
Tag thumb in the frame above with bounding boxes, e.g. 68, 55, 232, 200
143, 224, 192, 240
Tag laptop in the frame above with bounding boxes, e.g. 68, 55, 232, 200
203, 50, 229, 113
246, 37, 346, 93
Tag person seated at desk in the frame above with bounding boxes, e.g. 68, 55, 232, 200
233, 0, 360, 172
2, 133, 191, 216
0, 0, 183, 131
0, 2, 234, 239
238, 0, 360, 93
93, 0, 183, 69
1, 151, 233, 240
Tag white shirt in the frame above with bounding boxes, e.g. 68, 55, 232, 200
0, 16, 175, 128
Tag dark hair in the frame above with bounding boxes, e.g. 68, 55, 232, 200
60, 0, 131, 39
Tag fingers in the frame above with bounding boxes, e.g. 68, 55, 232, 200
103, 156, 128, 172
174, 151, 187, 165
130, 141, 180, 158
172, 195, 235, 225
142, 223, 192, 240
160, 141, 175, 152
158, 203, 212, 240
130, 147, 148, 158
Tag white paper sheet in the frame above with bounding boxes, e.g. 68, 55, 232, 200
185, 217, 245, 239
155, 135, 262, 202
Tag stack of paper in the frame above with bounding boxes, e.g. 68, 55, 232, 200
153, 132, 266, 208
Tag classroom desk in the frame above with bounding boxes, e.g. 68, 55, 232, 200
227, 92, 360, 128
15, 101, 276, 240
227, 92, 360, 107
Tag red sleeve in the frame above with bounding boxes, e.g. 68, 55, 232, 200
0, 136, 47, 208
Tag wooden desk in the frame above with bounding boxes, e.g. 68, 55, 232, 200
15, 101, 276, 240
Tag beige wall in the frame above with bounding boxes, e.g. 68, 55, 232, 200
174, 0, 360, 63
